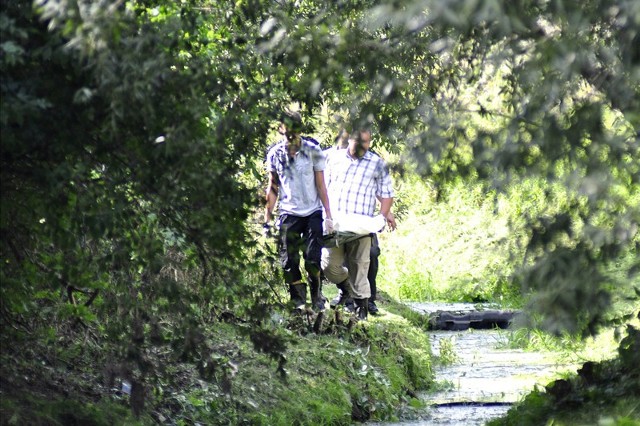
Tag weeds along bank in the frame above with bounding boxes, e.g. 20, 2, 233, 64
376, 171, 638, 311
376, 175, 523, 305
223, 314, 434, 425
0, 306, 433, 425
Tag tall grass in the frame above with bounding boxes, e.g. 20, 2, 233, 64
377, 175, 523, 305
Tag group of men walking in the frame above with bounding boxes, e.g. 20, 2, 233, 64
264, 110, 396, 321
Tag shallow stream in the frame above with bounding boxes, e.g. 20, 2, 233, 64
374, 302, 578, 426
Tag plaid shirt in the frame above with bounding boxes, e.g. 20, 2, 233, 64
325, 149, 394, 217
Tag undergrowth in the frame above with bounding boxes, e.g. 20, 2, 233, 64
0, 306, 434, 425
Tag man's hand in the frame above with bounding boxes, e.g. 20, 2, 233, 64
385, 212, 397, 231
262, 222, 273, 238
324, 217, 334, 234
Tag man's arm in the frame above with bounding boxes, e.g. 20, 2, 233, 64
379, 197, 396, 231
264, 171, 279, 223
375, 154, 396, 230
314, 170, 332, 220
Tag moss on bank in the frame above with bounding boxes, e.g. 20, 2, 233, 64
0, 306, 433, 425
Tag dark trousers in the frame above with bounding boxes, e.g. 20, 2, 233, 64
368, 233, 380, 302
277, 210, 323, 283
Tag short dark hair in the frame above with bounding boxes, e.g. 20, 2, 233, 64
334, 129, 349, 143
280, 109, 303, 132
352, 129, 371, 143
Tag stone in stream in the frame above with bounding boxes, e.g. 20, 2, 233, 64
428, 310, 519, 331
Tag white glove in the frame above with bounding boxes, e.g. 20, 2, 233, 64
324, 218, 334, 234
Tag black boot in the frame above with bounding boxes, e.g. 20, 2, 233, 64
367, 299, 379, 315
330, 280, 353, 309
289, 283, 307, 311
344, 298, 355, 313
367, 275, 378, 314
354, 298, 369, 321
309, 274, 325, 312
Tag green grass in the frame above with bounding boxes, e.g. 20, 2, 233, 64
227, 313, 434, 425
0, 308, 435, 425
0, 394, 144, 426
378, 178, 521, 306
488, 383, 640, 426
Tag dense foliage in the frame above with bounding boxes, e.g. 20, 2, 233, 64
1, 0, 638, 420
1, 0, 284, 415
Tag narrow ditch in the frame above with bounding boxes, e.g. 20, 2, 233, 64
373, 303, 577, 426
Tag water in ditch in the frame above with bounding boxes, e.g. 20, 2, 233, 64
372, 302, 578, 426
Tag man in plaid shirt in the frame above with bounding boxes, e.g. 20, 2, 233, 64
321, 129, 396, 320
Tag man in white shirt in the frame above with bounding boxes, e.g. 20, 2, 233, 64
264, 110, 333, 312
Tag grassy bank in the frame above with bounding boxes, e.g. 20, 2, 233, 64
0, 302, 434, 425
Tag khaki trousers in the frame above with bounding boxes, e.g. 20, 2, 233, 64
321, 235, 371, 299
